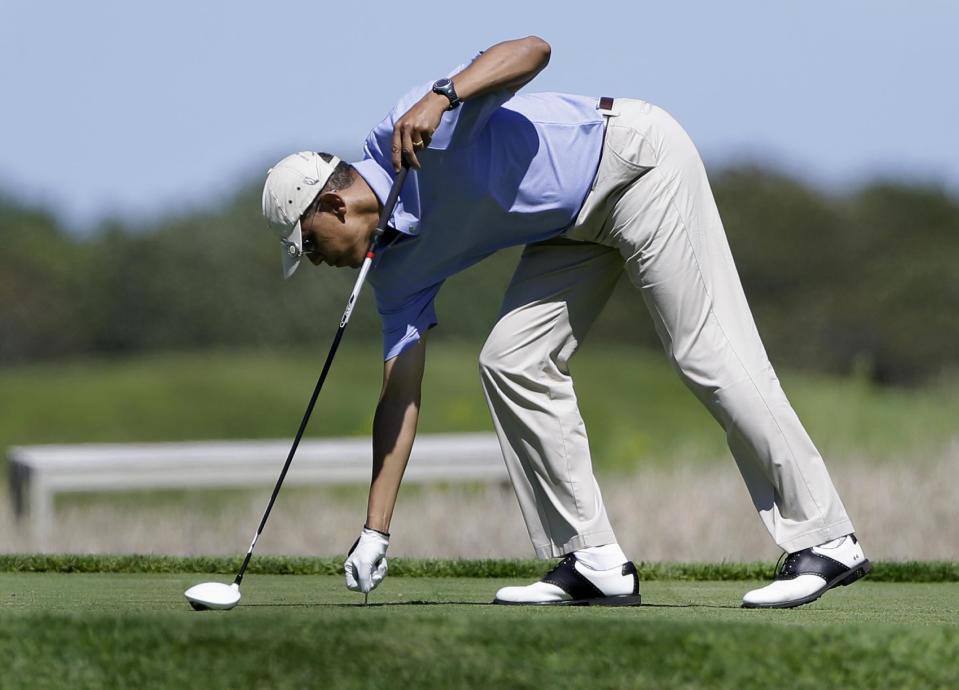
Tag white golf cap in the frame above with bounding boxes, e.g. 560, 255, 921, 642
262, 151, 341, 279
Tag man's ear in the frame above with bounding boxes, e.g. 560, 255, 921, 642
317, 191, 347, 219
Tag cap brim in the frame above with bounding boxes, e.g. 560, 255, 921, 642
281, 221, 302, 279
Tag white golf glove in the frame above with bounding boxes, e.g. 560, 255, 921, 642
344, 527, 390, 593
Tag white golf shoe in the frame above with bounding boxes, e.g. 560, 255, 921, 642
493, 555, 641, 606
742, 534, 871, 609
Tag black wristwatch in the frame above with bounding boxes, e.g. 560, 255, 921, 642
432, 78, 461, 110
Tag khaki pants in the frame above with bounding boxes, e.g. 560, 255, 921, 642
479, 99, 855, 559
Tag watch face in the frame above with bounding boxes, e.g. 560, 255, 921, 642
432, 78, 459, 109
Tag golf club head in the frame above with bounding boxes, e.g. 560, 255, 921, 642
184, 582, 241, 611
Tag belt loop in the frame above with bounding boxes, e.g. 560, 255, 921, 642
597, 96, 617, 115
596, 96, 617, 132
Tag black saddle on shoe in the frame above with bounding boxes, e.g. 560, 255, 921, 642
494, 555, 642, 607
742, 537, 872, 609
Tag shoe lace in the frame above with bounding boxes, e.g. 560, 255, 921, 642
774, 551, 787, 578
774, 550, 805, 579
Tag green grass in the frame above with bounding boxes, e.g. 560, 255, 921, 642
2, 345, 957, 471
2, 554, 957, 583
0, 572, 956, 689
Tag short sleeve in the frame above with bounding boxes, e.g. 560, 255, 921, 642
375, 282, 443, 360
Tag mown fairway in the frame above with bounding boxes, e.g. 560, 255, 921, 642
1, 570, 957, 689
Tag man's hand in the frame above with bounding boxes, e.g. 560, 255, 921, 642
344, 527, 390, 594
391, 92, 448, 171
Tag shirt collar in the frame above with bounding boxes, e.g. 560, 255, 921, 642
351, 158, 420, 236
352, 159, 393, 208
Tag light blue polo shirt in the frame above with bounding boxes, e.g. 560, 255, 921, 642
353, 56, 605, 360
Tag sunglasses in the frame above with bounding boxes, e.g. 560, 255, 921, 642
278, 233, 319, 258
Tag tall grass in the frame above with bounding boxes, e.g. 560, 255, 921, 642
2, 451, 956, 560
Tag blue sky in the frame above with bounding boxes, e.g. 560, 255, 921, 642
1, 0, 956, 228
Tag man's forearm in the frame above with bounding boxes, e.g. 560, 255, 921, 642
390, 36, 550, 171
448, 36, 551, 103
365, 339, 426, 532
366, 395, 420, 532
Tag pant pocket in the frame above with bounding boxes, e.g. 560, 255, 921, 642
566, 124, 656, 244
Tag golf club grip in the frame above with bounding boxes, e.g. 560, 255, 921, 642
373, 164, 409, 241
234, 163, 411, 586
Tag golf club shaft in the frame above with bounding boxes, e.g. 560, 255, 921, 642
234, 165, 410, 586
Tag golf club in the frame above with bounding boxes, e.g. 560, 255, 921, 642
185, 164, 410, 611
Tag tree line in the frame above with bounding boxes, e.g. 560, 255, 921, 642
2, 165, 957, 385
